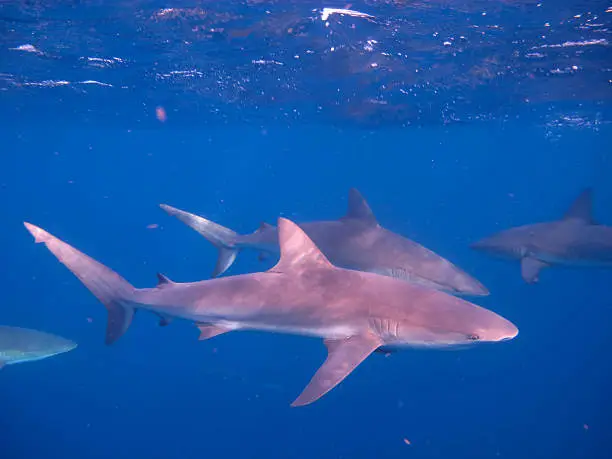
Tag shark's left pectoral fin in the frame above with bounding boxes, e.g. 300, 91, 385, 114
0, 360, 5, 369
521, 257, 549, 284
197, 323, 233, 340
291, 333, 382, 407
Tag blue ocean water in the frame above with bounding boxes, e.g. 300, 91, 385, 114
2, 1, 612, 458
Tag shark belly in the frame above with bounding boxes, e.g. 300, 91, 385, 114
207, 320, 359, 339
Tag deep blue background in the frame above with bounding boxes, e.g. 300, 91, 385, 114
1, 123, 611, 458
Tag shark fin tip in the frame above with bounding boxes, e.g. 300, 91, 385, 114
24, 222, 50, 244
156, 272, 174, 287
344, 188, 377, 224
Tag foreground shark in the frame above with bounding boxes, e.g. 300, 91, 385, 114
0, 325, 76, 368
471, 189, 612, 283
24, 218, 516, 406
160, 188, 488, 296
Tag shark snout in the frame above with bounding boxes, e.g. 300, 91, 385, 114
481, 319, 519, 343
470, 234, 521, 260
470, 238, 495, 251
450, 274, 490, 297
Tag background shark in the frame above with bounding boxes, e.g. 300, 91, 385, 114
0, 325, 76, 368
24, 218, 517, 407
471, 189, 612, 283
160, 188, 488, 296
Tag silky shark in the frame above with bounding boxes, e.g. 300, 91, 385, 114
159, 188, 488, 296
471, 189, 612, 283
0, 325, 76, 368
24, 218, 516, 406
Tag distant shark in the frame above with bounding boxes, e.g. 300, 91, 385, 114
0, 325, 76, 368
160, 188, 488, 296
471, 189, 612, 283
24, 218, 516, 406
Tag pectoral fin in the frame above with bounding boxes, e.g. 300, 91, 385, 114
521, 256, 548, 284
197, 324, 233, 340
291, 333, 382, 407
0, 360, 6, 369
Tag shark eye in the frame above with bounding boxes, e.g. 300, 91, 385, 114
466, 334, 481, 341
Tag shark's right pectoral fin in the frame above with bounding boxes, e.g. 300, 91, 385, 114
521, 256, 549, 284
291, 333, 382, 407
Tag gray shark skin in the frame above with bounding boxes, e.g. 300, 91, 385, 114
471, 189, 612, 283
159, 188, 488, 297
0, 325, 76, 368
23, 218, 516, 406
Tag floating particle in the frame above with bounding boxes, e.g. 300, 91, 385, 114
583, 423, 589, 430
147, 223, 159, 229
320, 7, 374, 21
9, 44, 43, 54
86, 317, 93, 323
403, 438, 411, 445
155, 106, 167, 122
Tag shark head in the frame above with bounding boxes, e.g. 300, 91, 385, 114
472, 310, 519, 343
471, 189, 598, 261
395, 294, 519, 348
470, 227, 532, 260
387, 267, 490, 297
426, 263, 490, 297
0, 326, 77, 365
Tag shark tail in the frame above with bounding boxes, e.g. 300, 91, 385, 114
24, 223, 136, 345
159, 204, 239, 277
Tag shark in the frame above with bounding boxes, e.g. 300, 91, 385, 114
23, 217, 517, 406
159, 188, 489, 297
471, 189, 612, 283
0, 325, 76, 368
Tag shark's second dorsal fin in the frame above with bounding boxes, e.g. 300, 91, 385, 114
564, 188, 595, 224
156, 273, 175, 287
268, 218, 333, 273
344, 188, 377, 225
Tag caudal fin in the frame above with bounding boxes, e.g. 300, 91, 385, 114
159, 204, 239, 277
24, 223, 135, 345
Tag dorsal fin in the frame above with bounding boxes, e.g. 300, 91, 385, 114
563, 188, 595, 224
268, 218, 333, 273
344, 188, 377, 225
156, 273, 175, 287
256, 221, 274, 232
